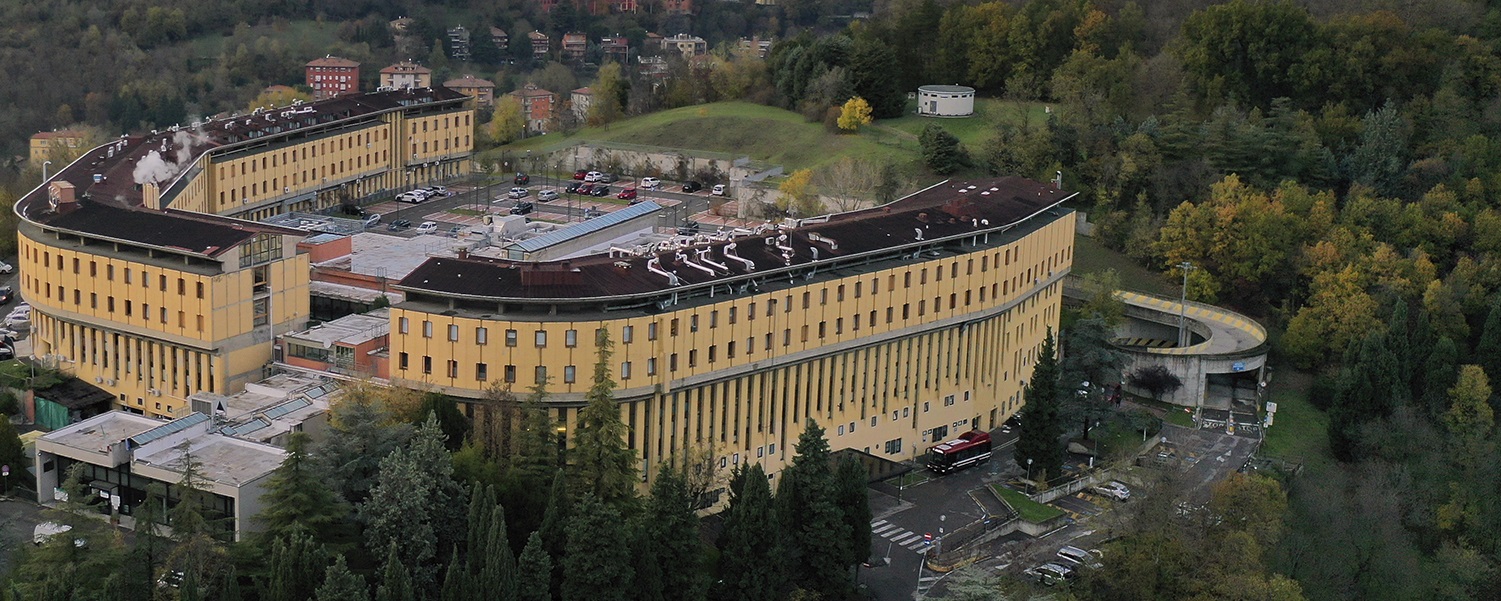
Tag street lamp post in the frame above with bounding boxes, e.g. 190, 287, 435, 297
1177, 261, 1195, 347
42, 160, 52, 182
1026, 458, 1034, 494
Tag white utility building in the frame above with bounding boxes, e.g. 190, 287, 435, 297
917, 85, 976, 117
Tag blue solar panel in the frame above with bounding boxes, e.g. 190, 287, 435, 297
262, 398, 312, 420
128, 412, 209, 448
513, 201, 661, 252
220, 418, 270, 437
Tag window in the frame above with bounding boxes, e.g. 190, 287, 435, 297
803, 292, 811, 309
884, 438, 903, 454
621, 361, 632, 379
107, 265, 114, 280
749, 302, 757, 320
196, 282, 204, 298
728, 341, 737, 358
108, 297, 115, 312
399, 353, 409, 370
670, 318, 680, 336
505, 365, 517, 383
818, 322, 826, 338
449, 325, 459, 341
535, 366, 548, 384
837, 285, 845, 301
688, 349, 698, 367
423, 321, 433, 338
535, 330, 548, 347
729, 307, 737, 324
670, 353, 679, 371
506, 329, 518, 346
708, 346, 716, 363
924, 401, 930, 412
90, 293, 97, 309
477, 327, 488, 344
160, 307, 167, 323
422, 356, 433, 374
648, 322, 658, 340
177, 278, 185, 295
566, 329, 578, 347
620, 326, 632, 343
399, 317, 409, 334
647, 358, 658, 375
564, 365, 577, 383
125, 300, 133, 317
447, 360, 459, 378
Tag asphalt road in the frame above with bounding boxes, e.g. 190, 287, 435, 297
0, 499, 45, 574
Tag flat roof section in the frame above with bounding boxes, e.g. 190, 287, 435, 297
133, 435, 286, 487
40, 412, 164, 455
510, 201, 661, 252
343, 232, 462, 280
283, 308, 390, 348
42, 201, 270, 257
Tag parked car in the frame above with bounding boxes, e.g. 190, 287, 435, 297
363, 213, 382, 228
639, 177, 660, 189
677, 221, 701, 235
573, 169, 588, 180
1056, 546, 1103, 569
577, 183, 595, 195
682, 181, 702, 193
397, 190, 427, 203
585, 171, 603, 182
0, 261, 13, 275
448, 225, 464, 236
514, 172, 530, 185
1092, 481, 1131, 502
565, 181, 584, 193
590, 186, 611, 197
711, 184, 727, 196
508, 187, 529, 199
387, 219, 412, 231
537, 189, 560, 202
583, 206, 605, 219
510, 201, 535, 215
617, 188, 637, 200
598, 173, 618, 183
0, 346, 12, 361
414, 221, 439, 235
0, 286, 13, 305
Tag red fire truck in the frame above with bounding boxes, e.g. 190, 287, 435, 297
927, 430, 993, 474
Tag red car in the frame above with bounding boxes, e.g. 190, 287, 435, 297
573, 169, 588, 180
577, 183, 595, 194
617, 188, 637, 200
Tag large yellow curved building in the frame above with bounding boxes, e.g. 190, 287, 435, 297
390, 178, 1076, 476
16, 88, 474, 418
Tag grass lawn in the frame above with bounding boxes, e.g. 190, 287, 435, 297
881, 98, 1054, 149
1260, 370, 1333, 473
991, 485, 1065, 523
486, 101, 918, 172
1072, 235, 1176, 296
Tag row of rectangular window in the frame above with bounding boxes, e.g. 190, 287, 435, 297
31, 249, 206, 298
29, 278, 205, 331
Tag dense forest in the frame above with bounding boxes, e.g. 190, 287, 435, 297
8, 0, 1501, 599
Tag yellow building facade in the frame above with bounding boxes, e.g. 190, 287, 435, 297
390, 178, 1076, 479
16, 88, 476, 418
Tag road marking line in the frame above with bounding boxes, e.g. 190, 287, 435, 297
895, 534, 923, 546
870, 520, 887, 528
908, 541, 931, 551
872, 524, 900, 535
884, 529, 913, 541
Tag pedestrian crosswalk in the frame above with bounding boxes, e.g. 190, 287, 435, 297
870, 519, 934, 553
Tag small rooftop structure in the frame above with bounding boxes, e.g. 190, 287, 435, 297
191, 372, 340, 445
917, 85, 976, 117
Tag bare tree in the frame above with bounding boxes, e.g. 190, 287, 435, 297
814, 157, 879, 213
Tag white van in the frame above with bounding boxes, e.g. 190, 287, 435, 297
414, 221, 439, 235
1056, 546, 1103, 569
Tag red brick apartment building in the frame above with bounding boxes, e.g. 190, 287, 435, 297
305, 56, 361, 100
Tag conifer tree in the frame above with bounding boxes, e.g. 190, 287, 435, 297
257, 432, 350, 546
1477, 299, 1501, 386
440, 549, 466, 601
1424, 337, 1461, 417
375, 545, 415, 601
716, 463, 784, 601
834, 456, 873, 576
515, 380, 560, 483
1385, 299, 1413, 406
316, 555, 368, 601
1016, 328, 1065, 483
516, 532, 552, 601
572, 329, 638, 503
776, 420, 852, 600
264, 529, 329, 601
561, 494, 634, 601
634, 465, 709, 601
538, 470, 570, 580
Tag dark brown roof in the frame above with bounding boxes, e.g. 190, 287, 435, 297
397, 177, 1072, 301
307, 56, 359, 68
17, 88, 469, 252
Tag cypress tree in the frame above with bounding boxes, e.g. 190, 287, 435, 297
315, 555, 368, 601
1015, 328, 1065, 483
561, 494, 634, 601
572, 330, 638, 504
1424, 337, 1461, 417
716, 463, 784, 601
538, 469, 570, 598
834, 456, 873, 575
1410, 309, 1435, 401
776, 420, 852, 600
516, 532, 552, 601
264, 530, 329, 601
636, 465, 709, 601
375, 545, 415, 601
1385, 299, 1412, 406
440, 549, 466, 601
1477, 299, 1501, 385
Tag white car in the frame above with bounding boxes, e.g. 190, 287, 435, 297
397, 191, 428, 204
1056, 546, 1103, 569
508, 187, 529, 199
1092, 480, 1131, 502
711, 184, 726, 196
414, 221, 439, 235
585, 171, 603, 182
639, 177, 660, 190
537, 189, 560, 202
0, 261, 11, 274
